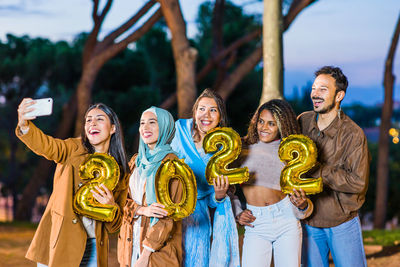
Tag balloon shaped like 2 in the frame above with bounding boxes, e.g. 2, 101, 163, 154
203, 127, 249, 185
155, 159, 197, 220
73, 153, 120, 222
279, 134, 323, 195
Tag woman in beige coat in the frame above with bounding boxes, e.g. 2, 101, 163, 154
17, 99, 129, 267
118, 107, 182, 267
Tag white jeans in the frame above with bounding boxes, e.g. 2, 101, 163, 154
242, 196, 302, 267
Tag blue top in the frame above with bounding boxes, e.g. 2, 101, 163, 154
171, 118, 214, 199
171, 118, 240, 267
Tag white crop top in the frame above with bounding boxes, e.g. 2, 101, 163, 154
239, 140, 284, 190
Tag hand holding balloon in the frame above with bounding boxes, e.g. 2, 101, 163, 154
289, 188, 308, 210
213, 175, 229, 200
73, 153, 120, 222
137, 203, 168, 218
155, 159, 197, 220
279, 134, 323, 195
90, 184, 116, 206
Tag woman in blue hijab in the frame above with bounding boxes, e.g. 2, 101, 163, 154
171, 89, 240, 267
118, 107, 183, 267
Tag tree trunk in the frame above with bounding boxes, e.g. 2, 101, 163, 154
15, 1, 162, 221
159, 0, 198, 118
160, 0, 317, 109
259, 0, 283, 105
74, 1, 161, 134
15, 94, 77, 221
7, 113, 20, 219
373, 14, 400, 229
74, 63, 102, 136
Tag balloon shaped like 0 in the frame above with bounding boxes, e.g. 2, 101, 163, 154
279, 134, 323, 195
73, 153, 120, 222
155, 159, 197, 220
203, 127, 249, 185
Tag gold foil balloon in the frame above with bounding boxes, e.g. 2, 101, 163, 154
279, 134, 323, 195
73, 153, 120, 222
155, 159, 197, 220
203, 127, 249, 185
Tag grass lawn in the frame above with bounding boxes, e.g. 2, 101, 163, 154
363, 229, 400, 246
1, 222, 400, 267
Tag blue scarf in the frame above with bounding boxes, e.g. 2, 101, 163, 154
171, 118, 214, 199
171, 119, 240, 266
135, 107, 176, 226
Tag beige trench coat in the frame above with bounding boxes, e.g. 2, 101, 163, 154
16, 121, 128, 267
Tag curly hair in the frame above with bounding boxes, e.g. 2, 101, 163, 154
315, 66, 348, 93
243, 99, 300, 145
191, 88, 228, 142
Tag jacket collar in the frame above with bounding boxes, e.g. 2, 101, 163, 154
309, 110, 343, 139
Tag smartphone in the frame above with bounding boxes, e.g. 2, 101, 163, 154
25, 98, 53, 117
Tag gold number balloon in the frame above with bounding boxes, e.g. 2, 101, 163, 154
203, 127, 249, 185
155, 159, 197, 220
73, 153, 120, 222
279, 134, 323, 195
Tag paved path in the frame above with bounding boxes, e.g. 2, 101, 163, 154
0, 225, 399, 267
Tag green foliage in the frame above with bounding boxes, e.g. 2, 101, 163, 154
287, 82, 313, 116
94, 85, 162, 155
195, 1, 263, 135
363, 229, 400, 246
362, 141, 400, 220
343, 104, 381, 128
0, 1, 397, 227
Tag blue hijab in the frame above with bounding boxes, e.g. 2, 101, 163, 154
135, 107, 176, 226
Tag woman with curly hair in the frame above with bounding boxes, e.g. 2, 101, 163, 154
235, 99, 313, 267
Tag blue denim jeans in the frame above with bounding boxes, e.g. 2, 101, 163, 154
242, 196, 302, 267
302, 216, 367, 267
37, 238, 97, 267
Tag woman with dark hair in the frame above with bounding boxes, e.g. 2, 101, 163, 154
16, 98, 129, 267
235, 99, 313, 267
118, 107, 183, 267
171, 89, 240, 267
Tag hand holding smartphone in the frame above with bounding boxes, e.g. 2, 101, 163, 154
25, 98, 53, 117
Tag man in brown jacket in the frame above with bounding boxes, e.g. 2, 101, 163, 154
298, 66, 369, 267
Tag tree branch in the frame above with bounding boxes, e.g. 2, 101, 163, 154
196, 28, 261, 82
283, 0, 317, 31
162, 0, 317, 108
159, 93, 177, 109
91, 8, 163, 68
119, 8, 163, 48
216, 46, 262, 100
99, 0, 114, 22
384, 14, 400, 76
92, 0, 99, 21
83, 0, 114, 67
99, 0, 157, 49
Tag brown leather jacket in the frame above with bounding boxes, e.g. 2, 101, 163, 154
117, 153, 183, 267
298, 111, 370, 228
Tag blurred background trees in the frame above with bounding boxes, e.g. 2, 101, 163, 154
0, 0, 399, 228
